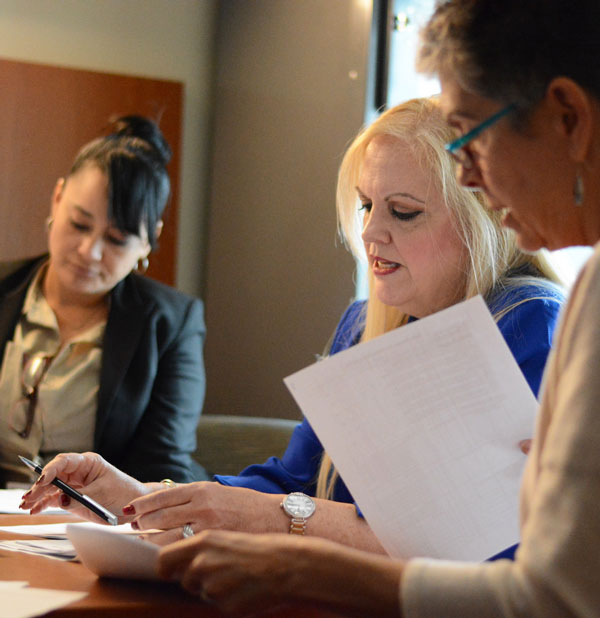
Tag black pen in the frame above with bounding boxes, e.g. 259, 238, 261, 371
18, 455, 118, 526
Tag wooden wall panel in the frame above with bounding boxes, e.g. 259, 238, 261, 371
0, 57, 183, 285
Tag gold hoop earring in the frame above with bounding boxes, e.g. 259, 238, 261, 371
135, 257, 149, 274
574, 170, 584, 207
45, 217, 54, 230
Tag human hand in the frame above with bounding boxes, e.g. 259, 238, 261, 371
19, 452, 149, 523
158, 529, 309, 615
157, 529, 403, 617
126, 482, 287, 545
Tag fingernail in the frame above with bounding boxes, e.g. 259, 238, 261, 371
122, 504, 136, 515
60, 494, 71, 507
22, 490, 31, 499
131, 521, 139, 531
19, 501, 26, 509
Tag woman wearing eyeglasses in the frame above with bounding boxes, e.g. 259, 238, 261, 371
23, 98, 562, 564
0, 116, 207, 487
143, 1, 600, 615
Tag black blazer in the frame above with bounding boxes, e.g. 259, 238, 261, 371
0, 256, 207, 483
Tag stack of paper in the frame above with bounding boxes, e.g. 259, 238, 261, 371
0, 538, 76, 561
0, 522, 138, 562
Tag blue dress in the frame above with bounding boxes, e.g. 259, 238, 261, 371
217, 283, 564, 559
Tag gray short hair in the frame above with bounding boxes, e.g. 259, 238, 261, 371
417, 0, 600, 113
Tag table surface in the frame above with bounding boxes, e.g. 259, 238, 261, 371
0, 514, 346, 617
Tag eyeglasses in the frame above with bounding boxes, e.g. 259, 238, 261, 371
9, 353, 53, 439
445, 104, 516, 170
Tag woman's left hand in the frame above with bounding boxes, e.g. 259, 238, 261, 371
127, 482, 286, 545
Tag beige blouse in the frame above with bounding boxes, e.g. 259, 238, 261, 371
0, 265, 105, 485
401, 241, 600, 616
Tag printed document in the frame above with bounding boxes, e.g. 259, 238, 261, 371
284, 296, 538, 561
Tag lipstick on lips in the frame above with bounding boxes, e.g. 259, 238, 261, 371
371, 256, 401, 275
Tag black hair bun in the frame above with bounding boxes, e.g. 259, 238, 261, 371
111, 115, 172, 166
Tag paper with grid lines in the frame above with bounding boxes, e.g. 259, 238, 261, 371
284, 295, 537, 560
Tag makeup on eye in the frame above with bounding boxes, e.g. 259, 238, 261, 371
69, 217, 131, 247
391, 209, 421, 222
106, 233, 129, 247
70, 219, 90, 233
358, 201, 423, 222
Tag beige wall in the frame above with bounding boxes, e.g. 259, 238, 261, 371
0, 0, 217, 297
204, 0, 372, 420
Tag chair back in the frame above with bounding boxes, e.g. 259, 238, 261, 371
195, 414, 299, 477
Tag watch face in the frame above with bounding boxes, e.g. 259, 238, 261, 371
283, 493, 316, 518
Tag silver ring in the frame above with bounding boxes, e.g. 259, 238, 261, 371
182, 523, 194, 539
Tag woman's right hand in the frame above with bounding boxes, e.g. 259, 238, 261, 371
19, 452, 151, 524
157, 529, 403, 616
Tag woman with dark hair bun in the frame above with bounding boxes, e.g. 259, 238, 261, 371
0, 116, 207, 486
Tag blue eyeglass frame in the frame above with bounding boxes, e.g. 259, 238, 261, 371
445, 103, 516, 157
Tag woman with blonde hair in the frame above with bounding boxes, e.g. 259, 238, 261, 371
23, 98, 562, 559
317, 97, 562, 503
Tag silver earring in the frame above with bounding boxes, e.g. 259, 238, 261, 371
574, 170, 584, 207
46, 216, 54, 230
136, 257, 149, 274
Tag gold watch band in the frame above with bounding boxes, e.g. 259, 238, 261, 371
289, 517, 307, 535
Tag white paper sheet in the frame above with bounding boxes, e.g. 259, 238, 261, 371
0, 522, 154, 571
0, 521, 136, 539
0, 582, 86, 618
284, 296, 538, 561
0, 539, 76, 561
67, 524, 159, 579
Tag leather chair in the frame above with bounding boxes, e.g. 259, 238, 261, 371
194, 414, 300, 477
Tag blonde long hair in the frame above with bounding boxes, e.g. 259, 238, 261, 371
316, 97, 561, 499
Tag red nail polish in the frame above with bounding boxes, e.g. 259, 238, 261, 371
22, 490, 31, 498
60, 494, 71, 507
131, 520, 139, 530
122, 504, 136, 515
38, 474, 45, 483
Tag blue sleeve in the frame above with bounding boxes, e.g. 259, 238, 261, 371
487, 284, 563, 561
494, 290, 563, 397
215, 301, 365, 500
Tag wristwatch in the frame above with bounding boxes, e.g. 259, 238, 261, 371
280, 492, 316, 535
